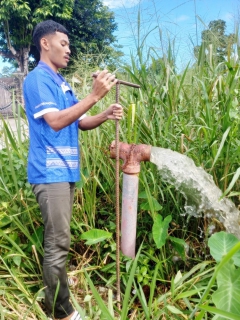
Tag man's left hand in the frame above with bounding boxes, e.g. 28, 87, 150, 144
105, 104, 123, 120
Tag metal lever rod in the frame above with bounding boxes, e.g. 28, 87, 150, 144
92, 73, 140, 88
115, 82, 121, 311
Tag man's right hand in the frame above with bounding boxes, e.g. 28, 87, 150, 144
91, 70, 118, 100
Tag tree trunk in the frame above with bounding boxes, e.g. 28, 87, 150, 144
3, 21, 29, 77
18, 47, 30, 77
0, 47, 30, 77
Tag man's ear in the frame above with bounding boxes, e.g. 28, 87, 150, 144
40, 37, 49, 51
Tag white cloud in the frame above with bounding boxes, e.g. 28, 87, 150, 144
103, 0, 141, 9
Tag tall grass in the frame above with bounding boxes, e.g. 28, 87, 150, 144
0, 15, 239, 319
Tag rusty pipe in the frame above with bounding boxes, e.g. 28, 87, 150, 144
110, 141, 151, 258
92, 73, 141, 88
110, 141, 151, 174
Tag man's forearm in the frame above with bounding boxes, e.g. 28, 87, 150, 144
78, 111, 108, 131
43, 93, 99, 131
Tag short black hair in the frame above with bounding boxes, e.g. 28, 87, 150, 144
33, 20, 68, 52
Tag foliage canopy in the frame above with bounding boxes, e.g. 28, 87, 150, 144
0, 0, 74, 75
194, 19, 236, 65
0, 0, 120, 75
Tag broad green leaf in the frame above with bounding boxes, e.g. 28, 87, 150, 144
80, 229, 112, 245
212, 260, 240, 318
169, 236, 187, 260
140, 197, 162, 211
138, 191, 148, 199
208, 231, 240, 266
152, 214, 172, 248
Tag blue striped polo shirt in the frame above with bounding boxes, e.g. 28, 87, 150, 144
24, 61, 84, 183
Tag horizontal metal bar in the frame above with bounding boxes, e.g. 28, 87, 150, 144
92, 73, 141, 88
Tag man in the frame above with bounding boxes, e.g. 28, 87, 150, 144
23, 20, 123, 320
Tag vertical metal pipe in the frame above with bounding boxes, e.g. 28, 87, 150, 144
110, 141, 151, 260
121, 173, 139, 259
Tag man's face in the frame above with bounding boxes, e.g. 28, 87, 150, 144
43, 31, 71, 71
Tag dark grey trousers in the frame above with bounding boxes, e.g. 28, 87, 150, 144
32, 182, 75, 319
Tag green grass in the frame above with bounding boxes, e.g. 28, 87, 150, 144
0, 19, 239, 318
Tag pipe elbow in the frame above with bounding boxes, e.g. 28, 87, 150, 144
110, 141, 151, 174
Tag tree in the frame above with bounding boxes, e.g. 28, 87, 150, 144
194, 20, 235, 65
29, 0, 122, 69
63, 0, 117, 55
0, 0, 74, 76
0, 0, 121, 76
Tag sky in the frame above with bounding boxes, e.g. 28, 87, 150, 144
0, 0, 239, 72
102, 0, 239, 70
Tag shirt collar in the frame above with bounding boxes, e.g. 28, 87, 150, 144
37, 61, 65, 86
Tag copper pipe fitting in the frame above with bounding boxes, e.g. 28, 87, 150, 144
110, 141, 151, 174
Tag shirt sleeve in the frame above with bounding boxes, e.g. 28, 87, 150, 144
64, 82, 87, 120
23, 70, 60, 119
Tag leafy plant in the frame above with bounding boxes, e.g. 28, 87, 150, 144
0, 6, 239, 318
191, 231, 240, 319
80, 229, 112, 245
